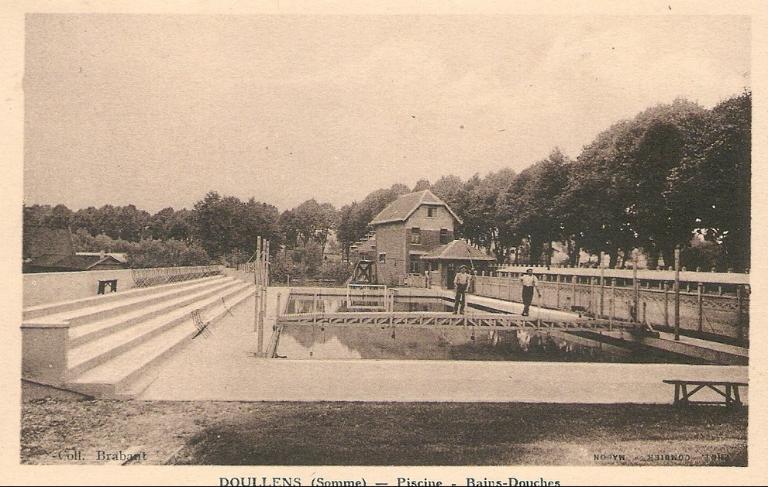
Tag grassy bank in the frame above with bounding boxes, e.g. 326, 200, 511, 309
21, 399, 747, 466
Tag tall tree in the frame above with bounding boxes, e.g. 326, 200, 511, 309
461, 169, 516, 261
191, 191, 280, 262
412, 179, 431, 192
667, 91, 751, 270
499, 149, 571, 265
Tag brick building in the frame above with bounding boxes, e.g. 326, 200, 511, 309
368, 190, 493, 287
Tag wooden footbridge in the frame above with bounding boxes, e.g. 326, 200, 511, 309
276, 311, 641, 332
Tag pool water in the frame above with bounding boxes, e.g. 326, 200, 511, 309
277, 295, 706, 364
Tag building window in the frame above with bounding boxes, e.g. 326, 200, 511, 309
378, 253, 386, 263
410, 227, 421, 244
427, 207, 436, 217
440, 228, 449, 244
410, 258, 420, 273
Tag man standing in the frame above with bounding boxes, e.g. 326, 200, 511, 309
453, 265, 471, 314
520, 268, 541, 316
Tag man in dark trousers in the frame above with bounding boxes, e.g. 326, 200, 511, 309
453, 265, 471, 314
520, 268, 541, 316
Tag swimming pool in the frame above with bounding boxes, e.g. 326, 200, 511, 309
275, 293, 707, 364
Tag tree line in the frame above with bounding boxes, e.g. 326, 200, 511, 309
24, 90, 750, 272
338, 91, 750, 271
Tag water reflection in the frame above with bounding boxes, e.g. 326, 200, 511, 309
279, 296, 701, 364
277, 325, 694, 363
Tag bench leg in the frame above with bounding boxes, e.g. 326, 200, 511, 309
681, 384, 689, 406
673, 384, 680, 406
734, 386, 742, 407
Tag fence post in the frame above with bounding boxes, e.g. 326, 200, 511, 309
632, 254, 639, 324
556, 274, 561, 309
571, 275, 577, 310
737, 285, 745, 344
610, 277, 616, 325
664, 282, 669, 327
697, 282, 704, 333
674, 246, 681, 341
599, 265, 605, 318
274, 292, 281, 331
254, 237, 262, 334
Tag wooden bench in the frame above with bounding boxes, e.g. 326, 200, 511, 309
663, 379, 747, 407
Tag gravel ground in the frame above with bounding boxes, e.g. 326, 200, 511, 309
21, 399, 747, 466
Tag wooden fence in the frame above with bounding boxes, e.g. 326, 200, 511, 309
472, 270, 749, 343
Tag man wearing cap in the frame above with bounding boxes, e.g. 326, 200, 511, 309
453, 266, 471, 314
520, 268, 541, 316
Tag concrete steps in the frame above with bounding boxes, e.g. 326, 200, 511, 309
23, 276, 223, 321
22, 274, 255, 398
68, 284, 253, 398
66, 280, 246, 377
67, 278, 241, 347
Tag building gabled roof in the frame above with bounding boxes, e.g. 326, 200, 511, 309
421, 239, 496, 261
28, 253, 125, 271
76, 252, 129, 264
370, 190, 463, 226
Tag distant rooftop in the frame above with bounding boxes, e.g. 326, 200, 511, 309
370, 190, 462, 226
422, 239, 495, 261
76, 252, 129, 264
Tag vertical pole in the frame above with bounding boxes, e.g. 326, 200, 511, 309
571, 274, 577, 310
609, 277, 615, 329
697, 282, 703, 333
274, 292, 281, 332
254, 236, 261, 333
599, 261, 605, 318
664, 282, 669, 327
555, 274, 561, 309
589, 276, 595, 315
256, 237, 264, 355
261, 240, 269, 333
736, 285, 744, 344
632, 253, 639, 323
265, 240, 271, 287
674, 246, 681, 341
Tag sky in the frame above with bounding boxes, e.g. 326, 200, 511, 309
23, 14, 750, 213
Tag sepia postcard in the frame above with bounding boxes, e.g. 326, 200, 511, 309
1, 1, 767, 485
